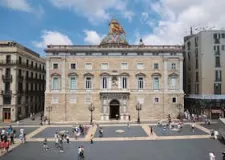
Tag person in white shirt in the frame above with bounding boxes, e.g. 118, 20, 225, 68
209, 152, 216, 160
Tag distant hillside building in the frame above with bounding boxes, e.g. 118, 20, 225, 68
0, 41, 45, 122
44, 20, 184, 122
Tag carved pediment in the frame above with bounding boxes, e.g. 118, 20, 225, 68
169, 72, 179, 77
135, 72, 146, 77
120, 72, 130, 76
100, 72, 111, 76
151, 72, 162, 77
51, 73, 61, 77
83, 73, 94, 77
68, 72, 78, 77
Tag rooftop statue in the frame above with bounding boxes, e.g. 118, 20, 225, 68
109, 19, 125, 35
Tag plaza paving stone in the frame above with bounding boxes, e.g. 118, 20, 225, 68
1, 139, 224, 160
1, 126, 39, 138
32, 127, 89, 138
94, 126, 148, 138
152, 124, 208, 136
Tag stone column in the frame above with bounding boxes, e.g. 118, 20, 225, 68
61, 58, 66, 91
179, 58, 183, 91
164, 58, 168, 91
46, 59, 50, 91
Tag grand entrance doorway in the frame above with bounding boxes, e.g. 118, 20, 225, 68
110, 100, 120, 119
3, 108, 11, 122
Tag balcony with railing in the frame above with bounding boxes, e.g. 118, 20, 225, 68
1, 90, 12, 96
0, 60, 46, 73
2, 75, 12, 83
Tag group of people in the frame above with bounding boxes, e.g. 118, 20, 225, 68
0, 126, 26, 154
73, 124, 88, 139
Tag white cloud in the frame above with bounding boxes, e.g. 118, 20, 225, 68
32, 30, 73, 49
1, 0, 32, 12
1, 0, 44, 17
49, 0, 134, 24
140, 0, 225, 45
83, 30, 104, 45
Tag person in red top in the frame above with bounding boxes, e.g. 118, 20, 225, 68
0, 140, 4, 153
4, 140, 10, 153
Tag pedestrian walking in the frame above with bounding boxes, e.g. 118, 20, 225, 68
209, 152, 216, 160
191, 122, 195, 132
150, 126, 153, 135
90, 134, 93, 144
43, 138, 48, 151
59, 136, 64, 153
66, 134, 70, 144
4, 140, 10, 153
99, 127, 103, 137
127, 122, 130, 130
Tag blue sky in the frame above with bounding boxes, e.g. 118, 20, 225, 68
0, 0, 224, 57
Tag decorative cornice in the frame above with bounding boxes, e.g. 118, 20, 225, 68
135, 72, 146, 77
83, 73, 94, 77
168, 72, 179, 77
100, 72, 111, 76
68, 72, 78, 77
119, 72, 130, 76
151, 72, 162, 77
51, 73, 61, 77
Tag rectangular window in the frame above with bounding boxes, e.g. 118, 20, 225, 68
85, 63, 92, 70
70, 63, 76, 69
222, 33, 225, 38
171, 63, 176, 70
153, 63, 159, 69
85, 95, 92, 104
195, 59, 198, 69
121, 63, 128, 69
137, 77, 144, 89
70, 77, 76, 89
153, 77, 159, 90
215, 70, 222, 81
214, 83, 221, 94
222, 45, 225, 51
195, 84, 199, 94
137, 63, 144, 69
52, 77, 59, 90
102, 77, 108, 89
6, 55, 11, 63
121, 77, 128, 89
53, 63, 58, 69
215, 56, 221, 67
101, 63, 108, 70
154, 97, 159, 103
51, 96, 58, 104
169, 77, 176, 89
196, 72, 199, 82
172, 97, 176, 103
86, 77, 92, 89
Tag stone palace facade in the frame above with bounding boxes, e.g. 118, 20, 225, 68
44, 20, 184, 122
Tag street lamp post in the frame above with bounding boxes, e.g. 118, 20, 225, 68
46, 106, 52, 125
88, 103, 95, 124
177, 103, 183, 119
136, 102, 142, 124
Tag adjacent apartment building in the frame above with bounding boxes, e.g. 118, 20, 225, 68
184, 30, 225, 119
0, 41, 45, 122
44, 20, 184, 122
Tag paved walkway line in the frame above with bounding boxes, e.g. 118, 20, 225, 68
141, 125, 157, 138
27, 134, 211, 142
85, 125, 97, 141
195, 124, 210, 134
26, 126, 48, 139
